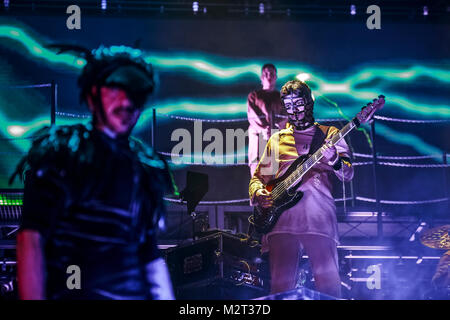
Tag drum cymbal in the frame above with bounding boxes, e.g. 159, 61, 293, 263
420, 225, 450, 249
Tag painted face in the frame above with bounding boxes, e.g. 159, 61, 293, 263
93, 86, 141, 137
260, 67, 277, 89
283, 93, 307, 125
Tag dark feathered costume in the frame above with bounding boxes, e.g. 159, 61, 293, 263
11, 45, 178, 300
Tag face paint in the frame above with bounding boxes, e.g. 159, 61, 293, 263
283, 93, 314, 130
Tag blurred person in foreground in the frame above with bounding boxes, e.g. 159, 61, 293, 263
12, 45, 177, 300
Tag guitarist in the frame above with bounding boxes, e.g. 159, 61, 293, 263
249, 80, 354, 298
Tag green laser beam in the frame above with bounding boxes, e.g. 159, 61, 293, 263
0, 24, 447, 159
1, 24, 449, 119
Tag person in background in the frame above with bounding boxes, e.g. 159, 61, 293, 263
247, 63, 288, 176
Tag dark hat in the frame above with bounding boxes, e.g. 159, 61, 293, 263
104, 65, 154, 94
77, 45, 155, 106
45, 44, 155, 108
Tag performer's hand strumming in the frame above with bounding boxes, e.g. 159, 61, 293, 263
255, 189, 273, 208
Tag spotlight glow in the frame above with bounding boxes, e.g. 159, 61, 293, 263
321, 83, 350, 93
423, 6, 429, 16
101, 0, 107, 11
7, 126, 26, 137
350, 5, 356, 15
296, 73, 310, 82
192, 2, 199, 13
259, 3, 265, 15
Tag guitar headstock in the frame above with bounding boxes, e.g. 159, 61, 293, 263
356, 95, 385, 124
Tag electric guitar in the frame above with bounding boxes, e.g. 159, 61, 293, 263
251, 95, 385, 234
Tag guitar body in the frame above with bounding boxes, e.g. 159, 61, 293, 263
252, 155, 308, 234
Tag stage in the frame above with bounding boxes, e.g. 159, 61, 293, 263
0, 0, 449, 301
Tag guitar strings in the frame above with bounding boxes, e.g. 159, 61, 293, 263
259, 110, 379, 218
267, 123, 353, 201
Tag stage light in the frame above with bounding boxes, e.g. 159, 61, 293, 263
7, 126, 25, 137
423, 6, 428, 16
345, 255, 401, 259
3, 0, 9, 9
344, 255, 441, 260
341, 281, 351, 290
416, 258, 423, 264
296, 73, 310, 82
158, 217, 166, 230
322, 83, 350, 92
409, 221, 426, 241
203, 7, 207, 14
101, 0, 107, 11
350, 5, 356, 15
259, 3, 265, 15
0, 193, 23, 206
192, 2, 199, 14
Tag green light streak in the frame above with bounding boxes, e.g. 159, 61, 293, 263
139, 97, 378, 123
1, 24, 449, 86
349, 91, 450, 117
0, 115, 49, 152
147, 56, 261, 80
375, 123, 443, 156
318, 95, 373, 148
345, 65, 450, 84
153, 100, 245, 116
1, 24, 448, 121
0, 26, 85, 69
0, 24, 447, 159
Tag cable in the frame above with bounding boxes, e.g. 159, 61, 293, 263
0, 83, 52, 89
356, 196, 448, 205
374, 115, 450, 124
378, 162, 450, 168
354, 153, 446, 160
56, 111, 90, 119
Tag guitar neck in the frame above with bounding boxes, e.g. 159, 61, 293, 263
283, 119, 358, 190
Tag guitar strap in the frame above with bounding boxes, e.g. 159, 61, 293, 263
308, 124, 330, 156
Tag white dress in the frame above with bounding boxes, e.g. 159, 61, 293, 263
248, 124, 354, 253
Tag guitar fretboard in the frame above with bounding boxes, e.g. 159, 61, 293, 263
272, 119, 357, 200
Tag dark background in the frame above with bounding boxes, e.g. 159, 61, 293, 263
0, 1, 449, 218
